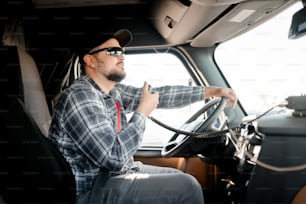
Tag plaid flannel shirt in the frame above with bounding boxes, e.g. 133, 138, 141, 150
48, 75, 204, 198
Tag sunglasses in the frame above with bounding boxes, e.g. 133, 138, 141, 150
88, 47, 125, 57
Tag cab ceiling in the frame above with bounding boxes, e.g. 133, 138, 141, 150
29, 0, 299, 48
32, 0, 148, 8
31, 0, 249, 8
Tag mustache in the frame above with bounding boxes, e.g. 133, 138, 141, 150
117, 60, 124, 65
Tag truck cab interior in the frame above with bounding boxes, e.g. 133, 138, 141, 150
1, 0, 306, 203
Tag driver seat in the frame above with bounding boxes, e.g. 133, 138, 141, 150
0, 45, 76, 204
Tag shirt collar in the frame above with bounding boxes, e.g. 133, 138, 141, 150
81, 75, 119, 100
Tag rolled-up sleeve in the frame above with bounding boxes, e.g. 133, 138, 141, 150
115, 83, 205, 111
155, 85, 204, 108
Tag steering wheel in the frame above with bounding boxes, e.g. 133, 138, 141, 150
161, 97, 228, 157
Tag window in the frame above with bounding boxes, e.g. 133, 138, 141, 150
123, 52, 204, 147
215, 2, 306, 115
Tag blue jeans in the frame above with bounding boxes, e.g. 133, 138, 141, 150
79, 161, 205, 204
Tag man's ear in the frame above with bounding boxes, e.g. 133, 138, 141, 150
83, 54, 95, 68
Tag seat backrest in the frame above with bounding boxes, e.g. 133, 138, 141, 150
0, 45, 51, 136
0, 45, 76, 203
17, 46, 51, 136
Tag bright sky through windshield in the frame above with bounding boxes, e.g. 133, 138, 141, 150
215, 2, 306, 114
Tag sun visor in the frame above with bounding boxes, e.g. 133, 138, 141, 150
191, 0, 295, 47
150, 0, 230, 45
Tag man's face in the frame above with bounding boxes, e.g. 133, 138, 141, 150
87, 38, 126, 82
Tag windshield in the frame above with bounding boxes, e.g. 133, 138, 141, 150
215, 2, 306, 115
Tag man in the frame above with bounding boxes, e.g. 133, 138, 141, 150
48, 29, 237, 204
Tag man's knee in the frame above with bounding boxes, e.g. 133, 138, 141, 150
178, 173, 202, 191
175, 173, 204, 203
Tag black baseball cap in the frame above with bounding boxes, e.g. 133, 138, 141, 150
75, 29, 132, 61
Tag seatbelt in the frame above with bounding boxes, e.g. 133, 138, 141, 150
87, 168, 110, 204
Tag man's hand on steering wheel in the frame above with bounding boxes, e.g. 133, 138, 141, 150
204, 86, 237, 108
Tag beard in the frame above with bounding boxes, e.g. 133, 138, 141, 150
107, 70, 126, 82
